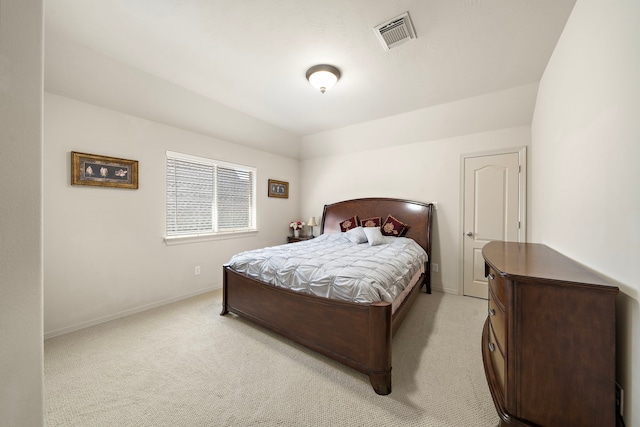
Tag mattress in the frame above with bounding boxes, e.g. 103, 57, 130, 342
225, 232, 428, 304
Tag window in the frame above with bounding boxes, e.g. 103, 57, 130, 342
166, 151, 256, 238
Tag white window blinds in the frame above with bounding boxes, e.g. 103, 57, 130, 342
166, 151, 256, 237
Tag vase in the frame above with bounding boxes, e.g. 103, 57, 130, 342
294, 229, 300, 238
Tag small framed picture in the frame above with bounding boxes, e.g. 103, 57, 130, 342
71, 151, 139, 189
268, 179, 289, 198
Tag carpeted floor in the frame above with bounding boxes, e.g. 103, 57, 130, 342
44, 289, 499, 427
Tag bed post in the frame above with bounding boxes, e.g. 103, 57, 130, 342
368, 302, 392, 395
424, 203, 433, 294
424, 261, 432, 294
220, 266, 229, 315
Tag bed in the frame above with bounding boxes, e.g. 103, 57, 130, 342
221, 197, 434, 395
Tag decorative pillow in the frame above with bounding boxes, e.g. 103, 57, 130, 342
363, 227, 386, 246
381, 214, 408, 237
360, 216, 381, 228
345, 226, 367, 244
339, 215, 359, 232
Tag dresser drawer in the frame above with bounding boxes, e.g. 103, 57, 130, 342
487, 267, 506, 305
488, 322, 506, 397
488, 287, 506, 350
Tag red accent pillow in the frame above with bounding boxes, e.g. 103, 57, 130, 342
339, 216, 359, 232
360, 217, 381, 228
381, 214, 408, 236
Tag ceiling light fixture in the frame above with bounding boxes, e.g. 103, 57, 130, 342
306, 64, 341, 94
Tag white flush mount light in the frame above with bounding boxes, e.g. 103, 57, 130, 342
306, 64, 341, 94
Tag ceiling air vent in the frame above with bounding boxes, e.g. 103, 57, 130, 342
374, 12, 416, 51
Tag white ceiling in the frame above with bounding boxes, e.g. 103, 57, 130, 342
45, 0, 576, 137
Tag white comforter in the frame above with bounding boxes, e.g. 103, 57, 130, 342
225, 233, 427, 304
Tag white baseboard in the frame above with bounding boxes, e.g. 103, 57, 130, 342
44, 286, 220, 340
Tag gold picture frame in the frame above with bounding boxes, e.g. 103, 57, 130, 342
71, 151, 139, 189
268, 179, 288, 198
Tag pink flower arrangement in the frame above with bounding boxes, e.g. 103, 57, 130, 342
289, 220, 305, 230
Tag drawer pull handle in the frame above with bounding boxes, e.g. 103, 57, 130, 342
489, 342, 496, 352
488, 273, 495, 280
489, 308, 496, 316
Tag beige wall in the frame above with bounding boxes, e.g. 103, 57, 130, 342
531, 0, 640, 424
44, 94, 300, 337
0, 0, 44, 424
301, 83, 537, 159
300, 86, 535, 294
45, 30, 302, 159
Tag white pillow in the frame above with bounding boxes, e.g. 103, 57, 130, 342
363, 227, 386, 246
345, 226, 367, 244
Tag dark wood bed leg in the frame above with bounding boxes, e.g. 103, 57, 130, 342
220, 266, 229, 315
369, 371, 392, 395
423, 261, 432, 294
369, 302, 392, 395
422, 278, 432, 294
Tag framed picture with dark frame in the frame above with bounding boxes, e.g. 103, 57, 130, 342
71, 151, 139, 189
268, 179, 289, 198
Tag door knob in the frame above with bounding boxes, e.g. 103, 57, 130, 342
466, 231, 473, 237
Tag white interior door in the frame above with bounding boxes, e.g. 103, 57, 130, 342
462, 149, 525, 299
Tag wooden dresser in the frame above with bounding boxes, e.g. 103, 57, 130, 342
481, 241, 618, 427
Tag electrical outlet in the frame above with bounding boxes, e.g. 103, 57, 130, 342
615, 382, 624, 417
195, 266, 201, 276
432, 263, 439, 273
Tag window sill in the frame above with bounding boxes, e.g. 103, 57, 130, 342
164, 230, 258, 246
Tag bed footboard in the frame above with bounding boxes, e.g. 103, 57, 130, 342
222, 266, 393, 394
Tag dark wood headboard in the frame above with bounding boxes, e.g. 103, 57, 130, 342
320, 197, 434, 260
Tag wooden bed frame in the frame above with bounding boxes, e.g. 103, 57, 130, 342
221, 198, 434, 395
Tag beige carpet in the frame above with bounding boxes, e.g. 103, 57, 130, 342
44, 289, 499, 427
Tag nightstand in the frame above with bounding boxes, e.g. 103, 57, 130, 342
287, 236, 313, 243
